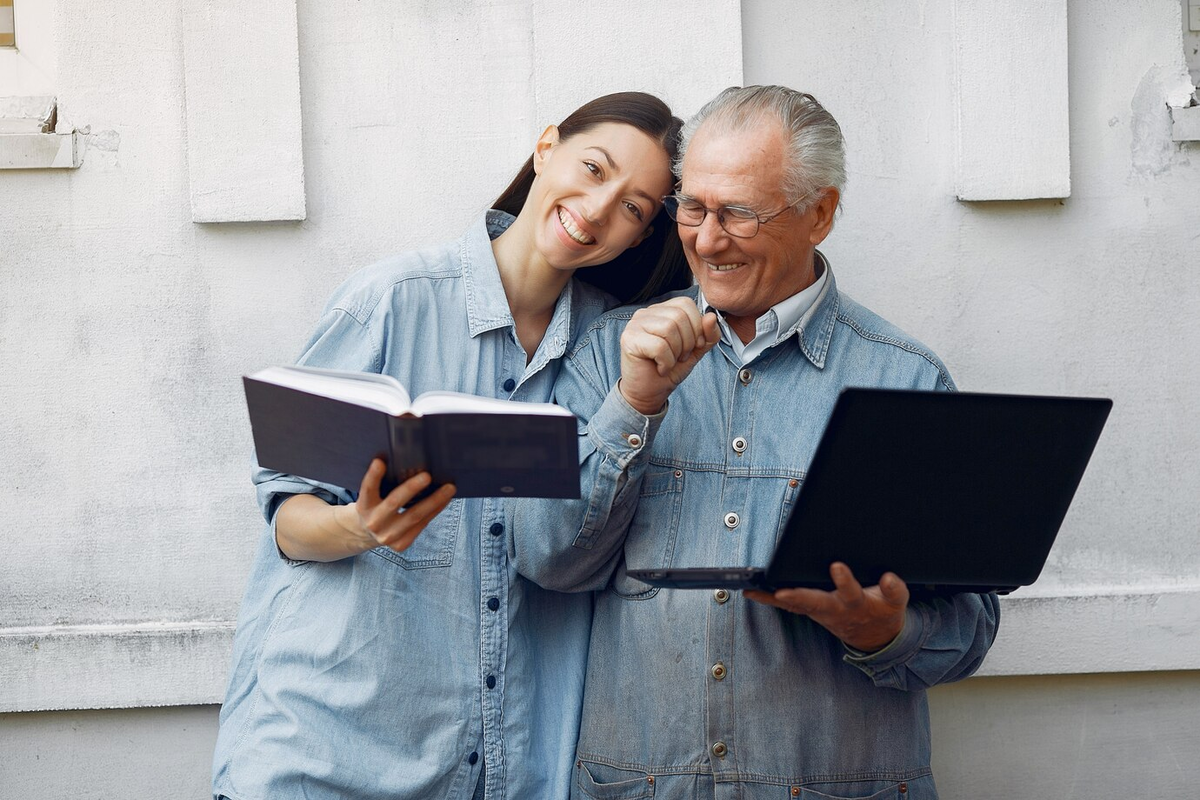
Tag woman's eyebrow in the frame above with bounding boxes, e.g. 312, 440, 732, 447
584, 146, 617, 170
584, 146, 659, 205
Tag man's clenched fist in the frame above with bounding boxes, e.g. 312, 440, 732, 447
618, 297, 721, 415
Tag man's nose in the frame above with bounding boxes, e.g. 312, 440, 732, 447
692, 211, 730, 256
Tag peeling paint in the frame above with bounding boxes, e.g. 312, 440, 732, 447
1130, 67, 1179, 176
87, 130, 120, 152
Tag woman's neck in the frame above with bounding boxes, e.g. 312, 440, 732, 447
490, 217, 573, 360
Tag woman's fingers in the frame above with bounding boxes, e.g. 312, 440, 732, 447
357, 458, 388, 510
376, 471, 434, 517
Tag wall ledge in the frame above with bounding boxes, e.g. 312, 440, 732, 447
2, 620, 235, 712
978, 586, 1200, 676
3, 588, 1198, 712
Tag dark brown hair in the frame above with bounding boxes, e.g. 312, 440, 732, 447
492, 92, 691, 304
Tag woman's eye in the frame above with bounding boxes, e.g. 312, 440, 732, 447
583, 161, 601, 177
624, 201, 644, 221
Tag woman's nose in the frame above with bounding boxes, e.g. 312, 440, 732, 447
581, 186, 620, 225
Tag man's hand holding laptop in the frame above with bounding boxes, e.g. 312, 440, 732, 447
746, 562, 910, 653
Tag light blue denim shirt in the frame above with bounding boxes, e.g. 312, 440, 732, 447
213, 211, 613, 800
514, 260, 1001, 800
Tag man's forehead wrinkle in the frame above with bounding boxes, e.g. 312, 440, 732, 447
682, 129, 787, 207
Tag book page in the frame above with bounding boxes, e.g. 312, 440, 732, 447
411, 391, 573, 417
250, 366, 412, 416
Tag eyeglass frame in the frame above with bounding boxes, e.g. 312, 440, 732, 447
660, 188, 819, 239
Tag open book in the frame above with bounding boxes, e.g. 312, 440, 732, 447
243, 366, 580, 499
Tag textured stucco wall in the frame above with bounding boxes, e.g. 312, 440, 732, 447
2, 0, 1199, 794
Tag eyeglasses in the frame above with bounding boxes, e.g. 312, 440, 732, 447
661, 192, 813, 239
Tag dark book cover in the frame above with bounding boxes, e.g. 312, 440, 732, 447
244, 377, 580, 499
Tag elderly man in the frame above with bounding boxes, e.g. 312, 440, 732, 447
515, 86, 999, 800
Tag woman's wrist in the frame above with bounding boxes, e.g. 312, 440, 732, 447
334, 503, 377, 553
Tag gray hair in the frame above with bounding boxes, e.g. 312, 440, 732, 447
676, 86, 846, 211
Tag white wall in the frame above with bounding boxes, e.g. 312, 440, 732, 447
3, 0, 1199, 795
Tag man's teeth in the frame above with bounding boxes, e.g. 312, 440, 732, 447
707, 263, 741, 272
558, 208, 595, 245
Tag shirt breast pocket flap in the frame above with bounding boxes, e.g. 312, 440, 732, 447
370, 497, 463, 570
613, 468, 684, 600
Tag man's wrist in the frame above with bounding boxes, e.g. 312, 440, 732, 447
617, 379, 669, 416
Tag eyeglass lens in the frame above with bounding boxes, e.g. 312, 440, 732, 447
665, 197, 761, 238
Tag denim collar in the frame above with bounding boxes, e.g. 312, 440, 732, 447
689, 250, 839, 370
460, 209, 571, 362
783, 250, 838, 370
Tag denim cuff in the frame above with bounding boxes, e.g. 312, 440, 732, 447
584, 382, 667, 470
268, 508, 310, 566
841, 605, 926, 675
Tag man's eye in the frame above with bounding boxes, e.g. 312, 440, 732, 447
724, 206, 758, 220
583, 161, 601, 177
624, 201, 644, 221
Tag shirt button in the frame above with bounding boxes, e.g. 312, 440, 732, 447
711, 662, 727, 681
739, 368, 753, 386
714, 588, 729, 604
486, 674, 496, 689
711, 741, 728, 758
731, 436, 747, 454
468, 751, 479, 765
724, 512, 740, 529
627, 433, 643, 448
502, 378, 516, 392
489, 522, 504, 537
487, 597, 499, 611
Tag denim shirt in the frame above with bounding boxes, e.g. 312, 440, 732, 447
514, 263, 1001, 800
213, 211, 613, 800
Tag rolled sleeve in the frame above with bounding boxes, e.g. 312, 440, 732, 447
843, 592, 1001, 690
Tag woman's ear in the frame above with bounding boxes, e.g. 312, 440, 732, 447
532, 125, 561, 176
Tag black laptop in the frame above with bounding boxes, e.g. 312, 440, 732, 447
627, 388, 1111, 596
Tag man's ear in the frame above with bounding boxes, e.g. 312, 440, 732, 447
807, 187, 841, 246
631, 224, 654, 248
532, 125, 561, 176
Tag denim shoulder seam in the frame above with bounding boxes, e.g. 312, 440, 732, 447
565, 306, 638, 361
834, 313, 955, 391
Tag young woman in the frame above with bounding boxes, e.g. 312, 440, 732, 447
212, 93, 688, 800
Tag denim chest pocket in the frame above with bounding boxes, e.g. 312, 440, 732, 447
369, 497, 464, 569
574, 759, 655, 800
612, 468, 684, 600
775, 475, 804, 544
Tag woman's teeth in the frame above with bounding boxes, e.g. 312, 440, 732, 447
558, 208, 595, 245
708, 263, 741, 272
